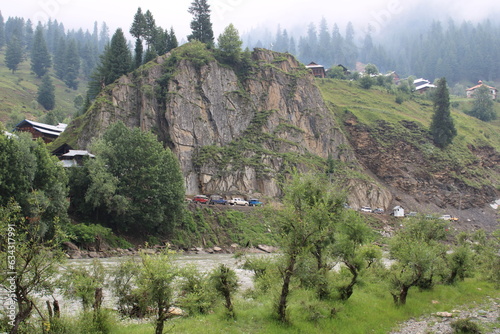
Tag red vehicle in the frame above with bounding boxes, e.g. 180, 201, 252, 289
192, 195, 209, 204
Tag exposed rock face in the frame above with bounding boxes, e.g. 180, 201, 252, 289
71, 47, 388, 204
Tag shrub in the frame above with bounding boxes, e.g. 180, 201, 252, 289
451, 318, 482, 334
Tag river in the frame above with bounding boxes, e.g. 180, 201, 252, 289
52, 253, 263, 315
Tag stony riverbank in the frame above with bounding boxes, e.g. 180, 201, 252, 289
62, 241, 279, 259
390, 297, 500, 334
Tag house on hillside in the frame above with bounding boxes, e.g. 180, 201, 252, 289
305, 62, 326, 78
52, 143, 94, 167
14, 119, 67, 143
466, 81, 497, 99
60, 150, 95, 167
413, 78, 436, 93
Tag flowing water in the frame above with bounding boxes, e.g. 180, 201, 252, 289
51, 253, 263, 315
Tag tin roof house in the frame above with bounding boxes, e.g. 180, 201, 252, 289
14, 119, 67, 143
466, 81, 497, 99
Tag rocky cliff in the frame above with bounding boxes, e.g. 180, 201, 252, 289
64, 44, 390, 207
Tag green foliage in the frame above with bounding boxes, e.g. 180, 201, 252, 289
110, 259, 144, 317
37, 73, 55, 110
30, 25, 51, 78
216, 24, 242, 64
451, 318, 482, 334
359, 75, 374, 89
62, 39, 80, 89
468, 85, 496, 122
210, 264, 239, 318
0, 200, 66, 332
177, 265, 216, 315
5, 35, 23, 72
364, 64, 379, 75
58, 259, 105, 311
82, 121, 185, 235
388, 218, 449, 305
430, 78, 457, 148
0, 132, 68, 229
188, 0, 214, 47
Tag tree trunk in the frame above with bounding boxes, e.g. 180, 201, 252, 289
46, 301, 53, 319
277, 253, 297, 322
93, 287, 103, 311
339, 261, 358, 301
53, 300, 60, 318
155, 307, 165, 334
392, 285, 410, 306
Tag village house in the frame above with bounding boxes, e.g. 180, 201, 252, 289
52, 143, 94, 167
305, 62, 326, 78
466, 81, 497, 99
413, 78, 436, 93
14, 119, 67, 143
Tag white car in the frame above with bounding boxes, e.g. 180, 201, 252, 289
228, 198, 249, 206
360, 206, 372, 213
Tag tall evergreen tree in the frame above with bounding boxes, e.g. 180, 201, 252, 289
5, 35, 23, 73
166, 27, 178, 52
430, 78, 456, 148
64, 39, 80, 89
188, 0, 214, 47
24, 19, 34, 50
37, 74, 55, 110
54, 37, 66, 79
88, 28, 131, 100
130, 7, 146, 69
31, 25, 51, 77
0, 11, 5, 49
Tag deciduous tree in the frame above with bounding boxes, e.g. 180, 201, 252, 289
469, 85, 496, 121
83, 122, 185, 235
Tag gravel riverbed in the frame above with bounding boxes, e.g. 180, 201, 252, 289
390, 297, 500, 334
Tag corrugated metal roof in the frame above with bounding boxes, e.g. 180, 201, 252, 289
16, 119, 67, 134
62, 150, 95, 158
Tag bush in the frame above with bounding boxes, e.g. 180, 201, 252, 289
177, 265, 216, 315
451, 318, 482, 334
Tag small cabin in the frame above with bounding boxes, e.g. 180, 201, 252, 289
305, 62, 326, 78
392, 206, 405, 217
60, 150, 95, 167
14, 119, 67, 143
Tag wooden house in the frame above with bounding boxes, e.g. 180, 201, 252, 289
305, 62, 326, 78
14, 119, 67, 143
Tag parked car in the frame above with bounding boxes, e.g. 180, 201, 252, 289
228, 197, 249, 206
209, 195, 227, 205
360, 206, 372, 213
373, 208, 384, 214
192, 195, 209, 204
439, 214, 459, 221
248, 199, 263, 206
406, 211, 418, 217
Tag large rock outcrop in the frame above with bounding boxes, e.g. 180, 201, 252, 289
63, 46, 391, 207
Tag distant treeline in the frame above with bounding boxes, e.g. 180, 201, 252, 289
243, 18, 500, 85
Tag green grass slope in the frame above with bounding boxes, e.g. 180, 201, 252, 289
318, 79, 500, 151
0, 50, 87, 129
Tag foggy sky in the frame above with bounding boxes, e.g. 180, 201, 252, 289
1, 0, 499, 40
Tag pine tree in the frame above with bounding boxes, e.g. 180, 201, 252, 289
430, 78, 457, 148
54, 37, 66, 79
0, 11, 5, 49
31, 25, 51, 77
64, 39, 80, 89
87, 28, 131, 100
217, 23, 242, 64
37, 74, 55, 110
5, 35, 23, 72
188, 0, 214, 47
166, 27, 178, 52
130, 7, 146, 69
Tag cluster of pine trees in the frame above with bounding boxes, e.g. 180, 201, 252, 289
244, 18, 500, 85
